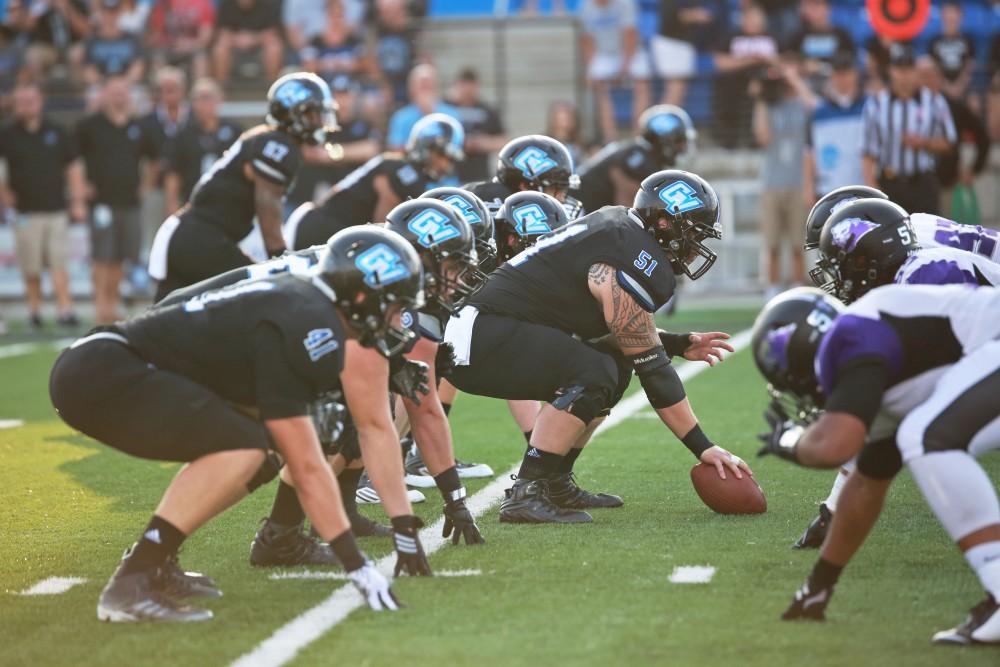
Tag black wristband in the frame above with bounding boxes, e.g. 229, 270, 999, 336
808, 557, 844, 590
329, 529, 366, 572
266, 245, 287, 259
658, 330, 692, 358
433, 466, 464, 503
391, 514, 424, 535
681, 423, 713, 458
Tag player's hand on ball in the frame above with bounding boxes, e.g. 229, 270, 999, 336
782, 580, 834, 621
442, 498, 486, 546
756, 404, 804, 461
681, 332, 734, 366
391, 515, 433, 577
699, 445, 751, 480
348, 561, 402, 611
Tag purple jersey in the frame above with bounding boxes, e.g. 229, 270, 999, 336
895, 246, 1000, 288
910, 213, 1000, 264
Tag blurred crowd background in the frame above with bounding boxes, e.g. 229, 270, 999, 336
0, 0, 997, 332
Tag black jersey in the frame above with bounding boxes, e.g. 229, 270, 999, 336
164, 119, 243, 206
315, 153, 428, 226
182, 124, 303, 241
120, 273, 344, 418
466, 178, 587, 221
468, 206, 675, 340
575, 139, 662, 213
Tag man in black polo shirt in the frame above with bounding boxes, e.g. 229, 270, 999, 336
447, 68, 507, 184
0, 82, 86, 329
211, 0, 283, 85
76, 75, 158, 323
163, 78, 243, 214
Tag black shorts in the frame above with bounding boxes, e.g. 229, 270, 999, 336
448, 313, 632, 408
49, 336, 273, 463
154, 215, 251, 302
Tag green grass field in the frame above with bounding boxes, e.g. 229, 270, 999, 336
1, 305, 997, 666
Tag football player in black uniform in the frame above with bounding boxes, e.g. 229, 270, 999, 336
420, 187, 498, 273
444, 170, 750, 524
50, 227, 424, 621
465, 134, 586, 222
148, 72, 337, 302
286, 114, 465, 250
573, 105, 696, 213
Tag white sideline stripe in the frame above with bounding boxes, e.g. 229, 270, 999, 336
0, 419, 24, 429
269, 569, 483, 581
232, 328, 753, 667
19, 576, 88, 595
669, 566, 716, 584
0, 338, 75, 360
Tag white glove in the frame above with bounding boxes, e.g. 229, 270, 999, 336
348, 562, 402, 611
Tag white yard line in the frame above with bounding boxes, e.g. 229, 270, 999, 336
269, 569, 483, 582
19, 577, 88, 596
0, 419, 24, 429
0, 338, 74, 360
669, 566, 716, 584
232, 328, 753, 667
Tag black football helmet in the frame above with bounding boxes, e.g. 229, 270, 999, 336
419, 187, 498, 274
804, 185, 889, 250
751, 287, 844, 418
632, 169, 722, 280
638, 105, 696, 165
496, 135, 580, 193
315, 226, 424, 358
406, 113, 465, 180
267, 72, 339, 146
812, 198, 918, 304
384, 199, 486, 315
494, 191, 570, 263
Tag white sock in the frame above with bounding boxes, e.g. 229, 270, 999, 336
965, 542, 1000, 599
823, 460, 855, 512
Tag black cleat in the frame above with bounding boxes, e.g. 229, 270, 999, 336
499, 477, 592, 524
548, 472, 623, 509
97, 563, 212, 623
933, 594, 1000, 645
793, 503, 833, 549
250, 518, 341, 567
161, 554, 221, 598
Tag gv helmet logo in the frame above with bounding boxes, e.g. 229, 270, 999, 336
658, 180, 704, 214
443, 194, 482, 225
512, 146, 557, 178
511, 203, 552, 236
354, 243, 411, 287
407, 208, 461, 247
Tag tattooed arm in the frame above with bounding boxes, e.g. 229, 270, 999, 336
586, 262, 658, 355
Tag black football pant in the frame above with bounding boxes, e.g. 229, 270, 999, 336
50, 333, 273, 463
154, 218, 251, 303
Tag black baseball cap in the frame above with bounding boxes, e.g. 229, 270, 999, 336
889, 42, 916, 67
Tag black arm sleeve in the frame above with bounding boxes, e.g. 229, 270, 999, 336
823, 358, 889, 429
856, 435, 903, 480
252, 323, 313, 420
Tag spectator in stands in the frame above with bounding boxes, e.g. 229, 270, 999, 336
116, 0, 151, 35
788, 0, 854, 86
861, 43, 956, 216
546, 99, 587, 167
757, 0, 799, 48
917, 58, 990, 222
447, 67, 506, 183
863, 33, 895, 94
78, 0, 145, 86
285, 0, 364, 52
373, 0, 418, 108
990, 31, 1000, 141
211, 0, 283, 85
147, 0, 215, 80
651, 1, 722, 106
928, 1, 976, 103
286, 73, 379, 208
386, 63, 459, 150
751, 60, 813, 298
299, 0, 368, 81
76, 75, 157, 323
0, 82, 85, 329
23, 0, 90, 72
803, 50, 865, 207
713, 2, 778, 149
0, 13, 29, 104
579, 0, 650, 143
163, 78, 243, 213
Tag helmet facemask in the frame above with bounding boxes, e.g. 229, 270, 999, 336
348, 288, 423, 358
423, 246, 487, 315
639, 209, 722, 280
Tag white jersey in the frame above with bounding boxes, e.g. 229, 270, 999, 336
895, 246, 1000, 288
909, 213, 1000, 264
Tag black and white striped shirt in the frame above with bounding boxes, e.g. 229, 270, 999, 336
862, 87, 957, 177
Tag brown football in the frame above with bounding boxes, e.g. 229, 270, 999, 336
689, 463, 767, 515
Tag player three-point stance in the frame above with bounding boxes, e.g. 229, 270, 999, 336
754, 284, 1000, 645
50, 227, 423, 620
444, 170, 750, 524
149, 72, 337, 301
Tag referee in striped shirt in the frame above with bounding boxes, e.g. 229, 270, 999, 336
862, 43, 957, 215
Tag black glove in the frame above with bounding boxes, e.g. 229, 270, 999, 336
435, 341, 457, 379
756, 400, 803, 461
443, 496, 486, 546
657, 329, 693, 358
391, 515, 432, 577
389, 358, 431, 406
781, 580, 834, 621
309, 395, 346, 446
